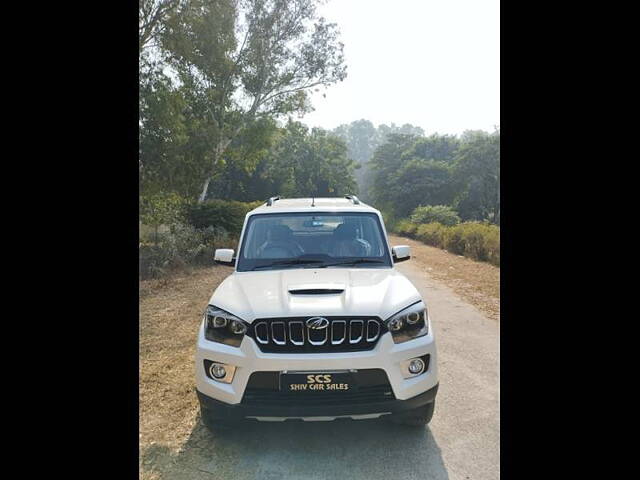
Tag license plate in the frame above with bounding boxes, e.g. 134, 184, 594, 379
280, 371, 355, 392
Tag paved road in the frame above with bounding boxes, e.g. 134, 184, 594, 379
142, 261, 499, 480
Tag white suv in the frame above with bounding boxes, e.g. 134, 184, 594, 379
196, 196, 438, 428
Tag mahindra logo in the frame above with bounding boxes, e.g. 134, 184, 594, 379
306, 317, 329, 330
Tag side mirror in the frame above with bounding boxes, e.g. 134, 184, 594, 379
392, 245, 411, 263
214, 248, 235, 266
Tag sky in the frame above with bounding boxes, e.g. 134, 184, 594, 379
301, 0, 500, 135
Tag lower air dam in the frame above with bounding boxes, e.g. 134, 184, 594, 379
247, 413, 390, 422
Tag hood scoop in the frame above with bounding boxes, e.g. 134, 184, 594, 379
288, 283, 345, 295
289, 288, 344, 295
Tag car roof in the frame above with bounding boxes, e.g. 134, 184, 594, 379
247, 197, 380, 215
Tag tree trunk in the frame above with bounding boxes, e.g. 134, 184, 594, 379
198, 177, 211, 204
196, 132, 242, 204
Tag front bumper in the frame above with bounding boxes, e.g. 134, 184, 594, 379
195, 316, 438, 408
197, 383, 438, 420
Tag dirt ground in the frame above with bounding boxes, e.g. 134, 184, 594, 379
139, 265, 234, 479
139, 238, 499, 479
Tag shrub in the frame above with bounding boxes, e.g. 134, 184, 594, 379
194, 225, 239, 265
139, 244, 163, 278
185, 199, 262, 235
395, 219, 418, 237
139, 221, 243, 279
474, 223, 500, 266
139, 223, 207, 278
442, 224, 467, 255
466, 223, 499, 264
139, 193, 187, 242
442, 222, 500, 265
415, 223, 446, 247
410, 205, 461, 226
395, 219, 500, 267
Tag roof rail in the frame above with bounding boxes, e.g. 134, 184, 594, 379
345, 195, 360, 205
266, 196, 280, 206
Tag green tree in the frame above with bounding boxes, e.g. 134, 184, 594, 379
453, 129, 500, 223
369, 129, 499, 223
403, 134, 460, 164
332, 121, 426, 202
332, 119, 378, 201
139, 67, 192, 196
206, 117, 280, 200
369, 133, 421, 213
162, 0, 347, 203
266, 121, 357, 197
389, 159, 454, 218
139, 0, 181, 53
377, 122, 425, 139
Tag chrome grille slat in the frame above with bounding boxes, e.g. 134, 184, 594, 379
366, 319, 380, 342
349, 320, 364, 344
250, 317, 384, 353
271, 321, 286, 345
331, 320, 346, 345
288, 321, 304, 345
254, 322, 269, 344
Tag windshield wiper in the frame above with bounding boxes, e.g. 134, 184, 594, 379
318, 258, 386, 268
251, 259, 325, 270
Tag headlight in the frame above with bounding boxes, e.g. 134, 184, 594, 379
384, 302, 429, 344
203, 305, 249, 347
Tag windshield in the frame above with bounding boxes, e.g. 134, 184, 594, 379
236, 212, 392, 271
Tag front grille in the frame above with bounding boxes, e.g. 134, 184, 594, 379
241, 369, 395, 406
248, 317, 386, 353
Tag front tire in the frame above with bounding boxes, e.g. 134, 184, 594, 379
391, 401, 435, 426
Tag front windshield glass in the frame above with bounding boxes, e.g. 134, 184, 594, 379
236, 212, 392, 271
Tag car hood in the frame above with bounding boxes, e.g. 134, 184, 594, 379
209, 268, 422, 322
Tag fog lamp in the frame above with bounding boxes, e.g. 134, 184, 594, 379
408, 358, 425, 374
204, 360, 237, 383
210, 363, 227, 379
